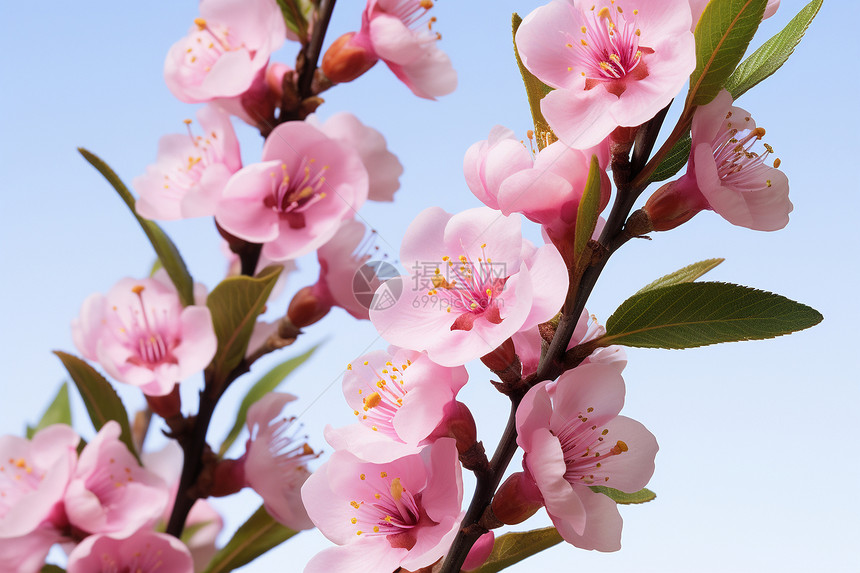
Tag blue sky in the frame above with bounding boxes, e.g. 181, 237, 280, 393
1, 0, 858, 571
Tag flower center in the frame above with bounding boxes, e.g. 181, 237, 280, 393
182, 18, 241, 74
263, 160, 329, 229
566, 4, 645, 87
349, 359, 412, 438
160, 118, 224, 197
349, 473, 423, 541
552, 405, 629, 486
712, 112, 781, 189
115, 285, 177, 368
426, 244, 508, 331
262, 415, 318, 481
0, 456, 45, 516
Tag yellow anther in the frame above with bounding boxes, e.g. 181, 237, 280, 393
390, 478, 403, 501
194, 18, 207, 30
380, 471, 387, 478
131, 285, 145, 295
359, 473, 366, 480
773, 158, 781, 168
364, 392, 382, 410
419, 0, 433, 8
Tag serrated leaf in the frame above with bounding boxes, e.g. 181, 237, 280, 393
649, 133, 692, 183
78, 148, 195, 307
635, 258, 725, 295
724, 0, 823, 99
219, 344, 319, 457
202, 505, 298, 573
206, 265, 283, 385
470, 526, 563, 573
574, 155, 602, 259
602, 282, 822, 349
53, 351, 138, 462
27, 383, 72, 438
512, 13, 556, 150
590, 486, 657, 504
275, 0, 313, 40
689, 0, 768, 107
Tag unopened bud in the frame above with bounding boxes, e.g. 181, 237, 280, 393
265, 62, 293, 101
287, 285, 332, 328
210, 457, 246, 497
491, 471, 543, 525
463, 531, 495, 571
430, 401, 478, 455
322, 32, 379, 84
145, 384, 181, 420
643, 180, 707, 231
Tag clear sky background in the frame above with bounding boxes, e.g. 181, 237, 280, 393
1, 1, 858, 571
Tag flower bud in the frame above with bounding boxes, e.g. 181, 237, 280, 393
287, 285, 332, 328
430, 401, 478, 455
145, 384, 182, 419
463, 531, 495, 571
491, 471, 543, 525
322, 32, 378, 84
210, 457, 246, 497
643, 180, 708, 231
265, 62, 294, 101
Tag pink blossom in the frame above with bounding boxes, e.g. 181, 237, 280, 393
66, 531, 193, 573
328, 0, 457, 99
0, 425, 78, 540
71, 272, 217, 396
325, 348, 468, 462
215, 121, 369, 261
516, 0, 696, 149
135, 105, 241, 220
244, 393, 316, 531
64, 421, 169, 536
307, 112, 404, 202
302, 438, 462, 573
689, 0, 779, 32
308, 219, 392, 321
644, 89, 792, 231
164, 0, 286, 104
142, 442, 223, 572
516, 363, 658, 550
464, 126, 611, 263
370, 207, 568, 367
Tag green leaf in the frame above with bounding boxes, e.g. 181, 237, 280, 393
40, 565, 65, 573
53, 351, 138, 462
590, 486, 657, 504
275, 0, 313, 41
470, 526, 563, 573
724, 0, 824, 99
207, 265, 283, 385
219, 344, 319, 457
635, 258, 725, 295
78, 148, 195, 307
688, 0, 768, 107
27, 383, 72, 438
602, 282, 823, 349
573, 155, 603, 259
648, 133, 692, 183
202, 505, 298, 573
512, 13, 555, 150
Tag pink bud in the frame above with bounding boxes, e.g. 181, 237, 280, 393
287, 285, 332, 328
322, 32, 378, 84
210, 458, 246, 497
644, 180, 707, 231
480, 337, 519, 374
431, 401, 478, 455
491, 471, 543, 525
463, 531, 495, 571
266, 62, 293, 101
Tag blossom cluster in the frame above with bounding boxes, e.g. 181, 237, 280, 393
1, 0, 812, 570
